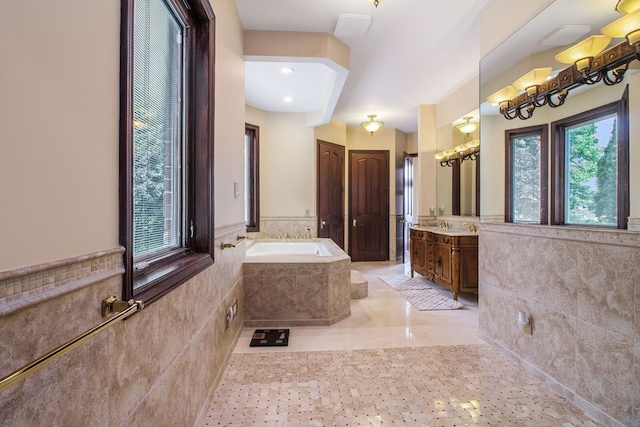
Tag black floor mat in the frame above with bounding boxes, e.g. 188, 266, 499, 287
250, 329, 289, 347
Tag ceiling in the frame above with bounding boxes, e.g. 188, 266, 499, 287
235, 0, 627, 134
235, 0, 489, 134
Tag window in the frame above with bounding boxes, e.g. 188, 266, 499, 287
551, 89, 629, 229
120, 0, 215, 304
505, 125, 548, 224
244, 124, 259, 232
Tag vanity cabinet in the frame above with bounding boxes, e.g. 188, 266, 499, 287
409, 229, 428, 276
410, 228, 478, 300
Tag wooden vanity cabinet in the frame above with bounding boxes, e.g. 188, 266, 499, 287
409, 229, 428, 276
409, 228, 478, 300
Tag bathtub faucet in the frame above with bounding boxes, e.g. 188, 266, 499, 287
306, 228, 312, 239
284, 232, 289, 240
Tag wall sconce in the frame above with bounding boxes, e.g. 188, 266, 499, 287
361, 114, 384, 135
489, 6, 640, 121
455, 116, 478, 135
434, 139, 480, 167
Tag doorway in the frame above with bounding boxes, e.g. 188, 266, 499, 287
402, 152, 417, 263
348, 150, 389, 262
317, 140, 345, 248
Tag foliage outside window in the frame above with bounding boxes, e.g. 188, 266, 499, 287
245, 124, 259, 232
551, 89, 629, 229
120, 0, 215, 304
505, 125, 548, 224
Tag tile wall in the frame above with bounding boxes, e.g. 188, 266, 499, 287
0, 223, 245, 427
478, 223, 640, 427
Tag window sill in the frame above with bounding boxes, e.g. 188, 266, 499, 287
132, 252, 213, 305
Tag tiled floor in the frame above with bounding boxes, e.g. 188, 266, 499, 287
199, 261, 602, 426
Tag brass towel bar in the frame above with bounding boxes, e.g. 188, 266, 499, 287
0, 298, 143, 393
221, 235, 247, 250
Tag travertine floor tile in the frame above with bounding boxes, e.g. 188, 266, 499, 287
198, 262, 602, 426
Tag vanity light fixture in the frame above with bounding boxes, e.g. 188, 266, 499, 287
454, 116, 478, 135
616, 0, 640, 14
434, 139, 479, 167
361, 114, 384, 135
490, 5, 640, 121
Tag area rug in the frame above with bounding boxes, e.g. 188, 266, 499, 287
379, 275, 463, 310
378, 275, 432, 291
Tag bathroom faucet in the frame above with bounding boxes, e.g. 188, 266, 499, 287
284, 232, 289, 240
306, 228, 312, 239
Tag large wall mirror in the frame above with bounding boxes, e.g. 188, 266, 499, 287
479, 0, 637, 224
435, 111, 480, 217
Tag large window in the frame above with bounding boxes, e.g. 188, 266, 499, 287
244, 124, 259, 232
120, 0, 215, 304
505, 125, 548, 224
551, 90, 629, 229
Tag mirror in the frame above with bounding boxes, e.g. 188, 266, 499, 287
435, 111, 479, 217
479, 0, 634, 218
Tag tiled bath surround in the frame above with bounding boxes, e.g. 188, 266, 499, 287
0, 223, 246, 426
243, 239, 351, 326
248, 216, 317, 240
478, 223, 640, 427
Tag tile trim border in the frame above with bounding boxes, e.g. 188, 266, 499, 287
0, 247, 125, 317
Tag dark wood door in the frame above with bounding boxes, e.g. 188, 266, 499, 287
349, 150, 389, 261
317, 140, 344, 248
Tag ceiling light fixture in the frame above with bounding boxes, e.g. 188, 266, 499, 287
284, 96, 293, 102
454, 116, 478, 135
361, 114, 383, 135
367, 0, 381, 8
489, 6, 640, 121
280, 67, 294, 74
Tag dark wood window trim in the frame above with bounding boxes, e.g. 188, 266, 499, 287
505, 124, 549, 224
452, 161, 460, 216
550, 87, 629, 229
119, 0, 215, 305
245, 123, 260, 232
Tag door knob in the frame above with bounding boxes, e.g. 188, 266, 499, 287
320, 220, 326, 229
352, 218, 357, 226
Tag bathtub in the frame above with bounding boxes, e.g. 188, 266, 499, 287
243, 239, 351, 326
245, 241, 331, 257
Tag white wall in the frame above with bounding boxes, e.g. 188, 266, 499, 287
0, 0, 121, 271
260, 112, 315, 217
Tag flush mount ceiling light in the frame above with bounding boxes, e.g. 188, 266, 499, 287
455, 117, 478, 135
361, 114, 383, 135
367, 0, 381, 8
489, 4, 640, 121
280, 67, 294, 74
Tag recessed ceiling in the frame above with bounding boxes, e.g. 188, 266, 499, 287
236, 0, 623, 133
245, 62, 335, 113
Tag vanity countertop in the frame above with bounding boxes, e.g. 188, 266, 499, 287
410, 226, 478, 237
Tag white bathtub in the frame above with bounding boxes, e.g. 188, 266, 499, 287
245, 241, 331, 257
